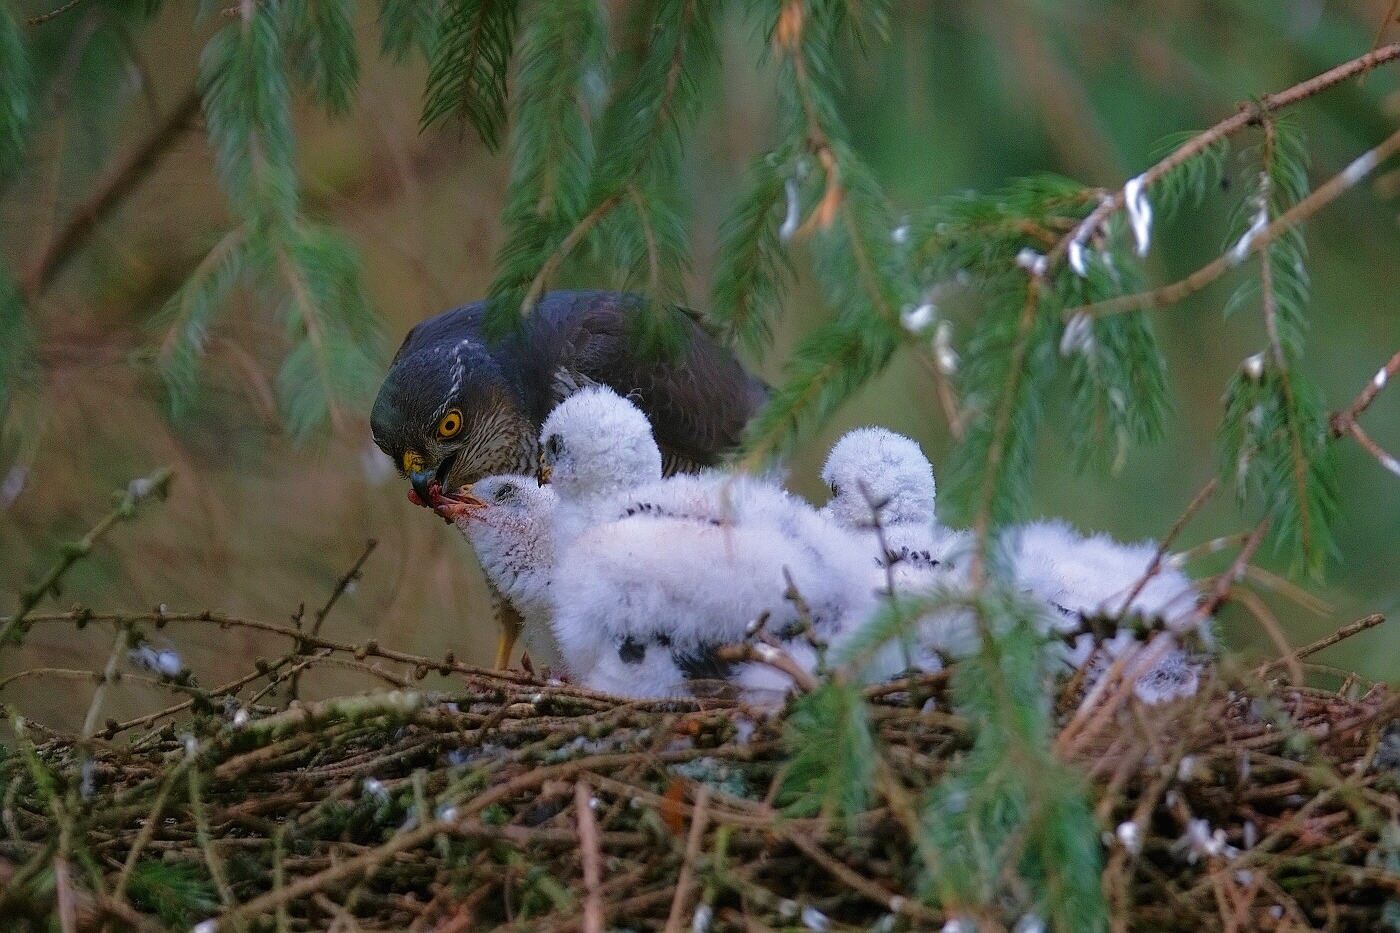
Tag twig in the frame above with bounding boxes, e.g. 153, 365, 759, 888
1120, 478, 1218, 613
311, 539, 378, 638
1254, 613, 1385, 676
0, 467, 173, 646
208, 749, 707, 930
1169, 532, 1251, 566
662, 784, 711, 933
1332, 345, 1400, 477
1228, 585, 1302, 686
190, 767, 238, 913
783, 831, 940, 922
8, 609, 721, 710
1058, 520, 1269, 757
575, 782, 603, 933
715, 641, 816, 693
521, 194, 623, 318
289, 539, 379, 701
1333, 347, 1400, 428
79, 625, 128, 747
1199, 518, 1271, 620
112, 762, 189, 903
1239, 564, 1331, 616
26, 0, 91, 26
21, 91, 201, 300
54, 855, 78, 933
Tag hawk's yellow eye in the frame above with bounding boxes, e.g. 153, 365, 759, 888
437, 409, 463, 439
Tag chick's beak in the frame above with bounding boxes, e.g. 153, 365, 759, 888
432, 486, 486, 523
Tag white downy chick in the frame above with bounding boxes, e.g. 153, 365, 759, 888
539, 386, 664, 549
819, 426, 973, 583
540, 390, 891, 698
440, 475, 564, 672
819, 427, 971, 665
1007, 518, 1207, 705
552, 512, 841, 699
617, 457, 908, 687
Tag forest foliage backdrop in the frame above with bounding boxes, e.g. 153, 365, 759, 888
1, 0, 1399, 733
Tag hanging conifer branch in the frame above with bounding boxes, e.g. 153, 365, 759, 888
1066, 126, 1400, 321
1043, 40, 1400, 279
421, 0, 518, 146
486, 0, 714, 334
1332, 347, 1400, 478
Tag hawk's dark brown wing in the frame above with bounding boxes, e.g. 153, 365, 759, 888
528, 291, 768, 471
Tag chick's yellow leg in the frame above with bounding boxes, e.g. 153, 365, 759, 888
493, 599, 525, 670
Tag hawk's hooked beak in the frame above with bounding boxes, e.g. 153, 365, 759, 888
407, 451, 461, 506
409, 468, 436, 505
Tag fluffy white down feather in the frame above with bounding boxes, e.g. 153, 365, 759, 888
446, 475, 563, 671
818, 427, 972, 667
820, 427, 936, 529
552, 513, 879, 697
539, 386, 664, 548
537, 389, 894, 696
1007, 518, 1207, 705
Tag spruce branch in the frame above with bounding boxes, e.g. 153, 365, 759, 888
378, 0, 440, 61
710, 152, 794, 352
518, 191, 622, 317
20, 87, 201, 302
968, 282, 1045, 582
489, 0, 712, 333
1331, 347, 1400, 478
421, 0, 518, 147
0, 4, 31, 174
1066, 125, 1400, 320
1043, 40, 1400, 279
153, 227, 248, 415
285, 0, 361, 115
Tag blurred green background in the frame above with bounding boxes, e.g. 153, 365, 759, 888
2, 0, 1398, 730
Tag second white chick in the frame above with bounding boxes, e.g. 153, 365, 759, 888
538, 385, 664, 550
819, 427, 973, 663
553, 514, 845, 698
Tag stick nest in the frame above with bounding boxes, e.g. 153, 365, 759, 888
3, 659, 1400, 933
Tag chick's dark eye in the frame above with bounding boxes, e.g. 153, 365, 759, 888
494, 483, 519, 503
545, 434, 563, 459
830, 483, 841, 497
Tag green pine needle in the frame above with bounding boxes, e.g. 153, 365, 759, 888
0, 4, 31, 177
422, 0, 520, 149
1219, 367, 1339, 579
199, 2, 298, 227
126, 860, 220, 928
286, 0, 362, 115
779, 678, 875, 826
710, 150, 795, 353
920, 591, 1107, 930
0, 269, 39, 430
273, 224, 384, 441
379, 0, 442, 61
152, 229, 249, 418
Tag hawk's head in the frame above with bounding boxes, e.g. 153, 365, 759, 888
370, 338, 535, 503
